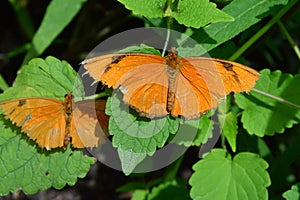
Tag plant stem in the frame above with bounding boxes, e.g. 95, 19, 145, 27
163, 154, 184, 182
229, 0, 298, 61
277, 20, 300, 62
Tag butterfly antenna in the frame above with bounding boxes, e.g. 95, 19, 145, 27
251, 88, 300, 109
162, 28, 170, 57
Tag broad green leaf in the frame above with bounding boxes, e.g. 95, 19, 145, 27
106, 95, 179, 174
117, 0, 167, 18
218, 112, 238, 152
0, 56, 84, 101
189, 149, 270, 200
178, 0, 289, 55
108, 95, 179, 155
24, 0, 87, 63
148, 181, 189, 200
0, 120, 94, 195
0, 57, 93, 194
282, 183, 300, 200
172, 0, 233, 28
235, 69, 300, 136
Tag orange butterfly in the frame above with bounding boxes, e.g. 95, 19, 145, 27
82, 48, 259, 120
0, 93, 108, 150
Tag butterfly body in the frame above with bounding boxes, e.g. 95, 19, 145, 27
0, 93, 106, 150
83, 48, 259, 119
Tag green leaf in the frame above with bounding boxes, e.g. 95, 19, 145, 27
0, 57, 92, 194
132, 189, 148, 200
218, 112, 238, 152
117, 0, 167, 18
107, 95, 179, 174
118, 148, 147, 176
235, 69, 300, 136
116, 182, 146, 192
178, 0, 289, 55
0, 116, 94, 195
189, 149, 270, 200
0, 56, 84, 101
282, 183, 300, 200
172, 0, 233, 28
192, 110, 214, 146
148, 181, 189, 200
119, 44, 162, 55
24, 0, 87, 63
108, 95, 179, 154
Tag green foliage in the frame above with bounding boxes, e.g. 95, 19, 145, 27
24, 0, 87, 64
177, 0, 289, 56
117, 0, 167, 18
171, 0, 233, 28
147, 180, 190, 200
0, 57, 94, 195
0, 56, 84, 101
219, 111, 238, 152
189, 149, 270, 200
235, 69, 300, 136
2, 0, 300, 199
283, 183, 300, 200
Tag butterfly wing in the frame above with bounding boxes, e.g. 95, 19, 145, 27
83, 53, 166, 88
84, 53, 170, 118
71, 100, 107, 148
116, 59, 169, 118
0, 98, 66, 149
172, 57, 260, 119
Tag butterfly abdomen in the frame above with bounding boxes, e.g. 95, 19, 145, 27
63, 93, 74, 147
166, 48, 181, 114
167, 67, 178, 113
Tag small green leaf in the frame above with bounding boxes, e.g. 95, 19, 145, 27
117, 0, 167, 18
218, 112, 238, 152
118, 148, 147, 176
119, 44, 162, 55
172, 0, 233, 28
282, 183, 300, 200
148, 181, 189, 200
235, 69, 300, 136
189, 149, 270, 200
192, 110, 214, 146
132, 189, 148, 200
24, 0, 87, 63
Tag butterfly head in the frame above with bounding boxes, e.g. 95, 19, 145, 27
167, 48, 181, 70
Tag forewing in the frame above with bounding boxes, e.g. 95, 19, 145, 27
0, 98, 66, 150
71, 100, 107, 148
83, 53, 166, 88
117, 62, 169, 118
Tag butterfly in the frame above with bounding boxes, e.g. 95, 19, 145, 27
82, 48, 260, 120
0, 93, 108, 150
